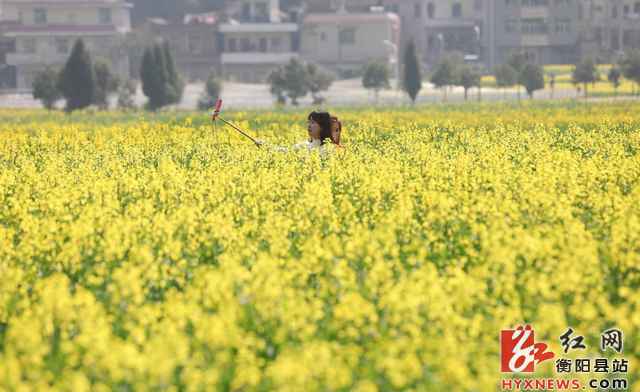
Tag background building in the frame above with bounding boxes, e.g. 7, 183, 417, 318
300, 10, 400, 77
1, 0, 132, 90
218, 0, 299, 82
0, 19, 18, 89
484, 0, 580, 68
575, 0, 640, 61
135, 12, 220, 82
2, 0, 640, 90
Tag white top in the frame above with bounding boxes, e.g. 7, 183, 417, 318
262, 138, 326, 154
292, 139, 323, 151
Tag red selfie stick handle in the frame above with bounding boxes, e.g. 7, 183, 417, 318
211, 99, 222, 121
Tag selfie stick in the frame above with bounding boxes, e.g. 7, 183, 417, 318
211, 99, 262, 147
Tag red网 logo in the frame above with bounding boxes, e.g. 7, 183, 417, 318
501, 325, 555, 372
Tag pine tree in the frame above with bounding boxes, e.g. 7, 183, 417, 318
403, 39, 422, 104
153, 43, 170, 106
162, 40, 184, 104
140, 47, 159, 110
140, 45, 168, 110
58, 39, 95, 113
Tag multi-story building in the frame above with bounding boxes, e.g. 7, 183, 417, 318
0, 18, 18, 89
300, 10, 400, 78
484, 0, 581, 68
305, 0, 640, 72
613, 0, 640, 52
386, 0, 484, 68
484, 0, 640, 69
575, 0, 640, 60
1, 0, 132, 90
311, 0, 484, 70
135, 12, 221, 82
218, 0, 299, 82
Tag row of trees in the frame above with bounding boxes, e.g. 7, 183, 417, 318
430, 55, 487, 101
428, 49, 640, 101
492, 54, 545, 100
266, 39, 424, 106
33, 38, 640, 111
359, 39, 423, 104
571, 51, 640, 98
267, 59, 335, 106
32, 38, 185, 112
32, 40, 125, 111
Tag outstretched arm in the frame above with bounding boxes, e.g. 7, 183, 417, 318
256, 139, 289, 152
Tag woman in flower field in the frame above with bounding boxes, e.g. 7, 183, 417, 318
1, 103, 640, 391
331, 115, 343, 147
257, 111, 337, 151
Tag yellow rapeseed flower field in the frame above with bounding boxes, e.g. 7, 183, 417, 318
0, 102, 639, 391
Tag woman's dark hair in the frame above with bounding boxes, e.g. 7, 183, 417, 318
308, 111, 332, 145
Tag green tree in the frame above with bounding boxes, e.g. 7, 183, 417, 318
93, 60, 120, 110
32, 67, 61, 110
198, 71, 223, 110
620, 50, 640, 96
430, 57, 456, 101
607, 66, 621, 97
521, 63, 545, 99
283, 58, 308, 106
507, 52, 528, 75
267, 67, 287, 105
140, 47, 162, 110
456, 64, 480, 101
507, 52, 528, 100
153, 43, 170, 106
494, 63, 517, 99
305, 63, 334, 105
403, 39, 422, 104
572, 57, 599, 98
362, 61, 390, 104
58, 39, 95, 113
162, 40, 184, 105
140, 43, 179, 111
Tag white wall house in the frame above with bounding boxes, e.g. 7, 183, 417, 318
219, 0, 299, 82
2, 0, 132, 90
300, 11, 401, 78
